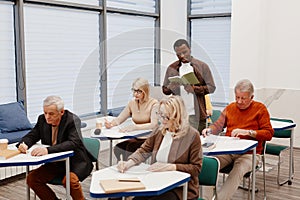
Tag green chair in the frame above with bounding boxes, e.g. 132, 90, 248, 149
198, 156, 220, 200
266, 118, 294, 186
211, 110, 222, 123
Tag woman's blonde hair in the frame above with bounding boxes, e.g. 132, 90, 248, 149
132, 77, 150, 102
159, 95, 189, 138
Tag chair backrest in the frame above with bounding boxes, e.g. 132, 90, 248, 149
211, 110, 221, 123
199, 156, 220, 186
271, 118, 293, 138
83, 137, 100, 162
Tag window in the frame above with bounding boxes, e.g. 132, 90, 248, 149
107, 0, 156, 13
0, 3, 16, 104
190, 0, 231, 104
24, 5, 100, 121
107, 13, 155, 109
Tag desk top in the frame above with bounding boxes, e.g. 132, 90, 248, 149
270, 119, 296, 131
91, 116, 151, 140
201, 136, 258, 156
90, 163, 190, 198
0, 144, 74, 167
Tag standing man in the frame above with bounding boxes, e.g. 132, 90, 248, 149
202, 79, 274, 200
162, 39, 216, 133
17, 96, 93, 200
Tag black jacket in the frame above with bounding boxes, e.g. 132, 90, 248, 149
17, 110, 93, 181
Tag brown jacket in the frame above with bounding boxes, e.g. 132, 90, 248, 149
128, 126, 203, 200
162, 58, 216, 120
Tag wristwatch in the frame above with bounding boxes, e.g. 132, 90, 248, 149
249, 130, 255, 137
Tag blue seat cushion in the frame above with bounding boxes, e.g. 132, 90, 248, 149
0, 101, 33, 133
0, 129, 31, 144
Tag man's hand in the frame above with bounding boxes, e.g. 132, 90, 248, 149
31, 147, 48, 156
231, 128, 249, 137
18, 142, 28, 154
184, 84, 194, 93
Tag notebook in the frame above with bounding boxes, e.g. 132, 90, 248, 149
99, 179, 145, 193
0, 149, 21, 160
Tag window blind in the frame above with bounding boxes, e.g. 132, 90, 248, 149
24, 5, 100, 122
0, 3, 17, 104
191, 17, 231, 104
191, 0, 231, 15
107, 0, 156, 13
107, 13, 155, 109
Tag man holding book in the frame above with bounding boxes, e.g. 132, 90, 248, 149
162, 39, 216, 133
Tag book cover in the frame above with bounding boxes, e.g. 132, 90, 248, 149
168, 71, 200, 85
99, 179, 145, 193
0, 149, 21, 160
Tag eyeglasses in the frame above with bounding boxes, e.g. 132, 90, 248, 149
157, 112, 169, 121
131, 88, 143, 95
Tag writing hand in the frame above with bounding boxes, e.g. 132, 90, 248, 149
201, 128, 211, 137
18, 142, 28, 154
104, 118, 113, 129
117, 159, 135, 173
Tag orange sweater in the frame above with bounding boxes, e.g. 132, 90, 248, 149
211, 101, 274, 154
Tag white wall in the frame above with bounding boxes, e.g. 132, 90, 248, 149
231, 0, 300, 147
160, 0, 188, 82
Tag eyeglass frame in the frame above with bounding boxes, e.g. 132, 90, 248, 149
156, 111, 170, 121
131, 88, 143, 95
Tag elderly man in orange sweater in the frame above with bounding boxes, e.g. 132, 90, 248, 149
202, 79, 274, 200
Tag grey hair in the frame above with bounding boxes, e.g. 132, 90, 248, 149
43, 96, 64, 111
234, 79, 254, 96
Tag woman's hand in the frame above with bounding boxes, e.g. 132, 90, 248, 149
147, 162, 176, 172
104, 119, 114, 129
117, 159, 135, 173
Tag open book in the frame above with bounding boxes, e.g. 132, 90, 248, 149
168, 63, 199, 85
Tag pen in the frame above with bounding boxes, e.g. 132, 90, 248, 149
120, 154, 124, 173
118, 178, 140, 182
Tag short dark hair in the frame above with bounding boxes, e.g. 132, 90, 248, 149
173, 39, 190, 50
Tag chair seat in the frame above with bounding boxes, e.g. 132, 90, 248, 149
266, 143, 288, 156
49, 176, 64, 185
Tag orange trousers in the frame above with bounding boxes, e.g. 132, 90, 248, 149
27, 163, 84, 200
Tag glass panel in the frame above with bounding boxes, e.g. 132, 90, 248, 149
24, 5, 100, 121
0, 3, 17, 104
107, 13, 155, 109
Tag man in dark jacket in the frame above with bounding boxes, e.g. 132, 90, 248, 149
17, 95, 93, 200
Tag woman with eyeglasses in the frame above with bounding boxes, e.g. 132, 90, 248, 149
117, 95, 202, 200
104, 77, 159, 161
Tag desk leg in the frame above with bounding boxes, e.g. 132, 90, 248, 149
109, 140, 113, 166
289, 129, 294, 183
182, 182, 188, 200
252, 148, 256, 200
26, 166, 30, 200
66, 157, 71, 200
